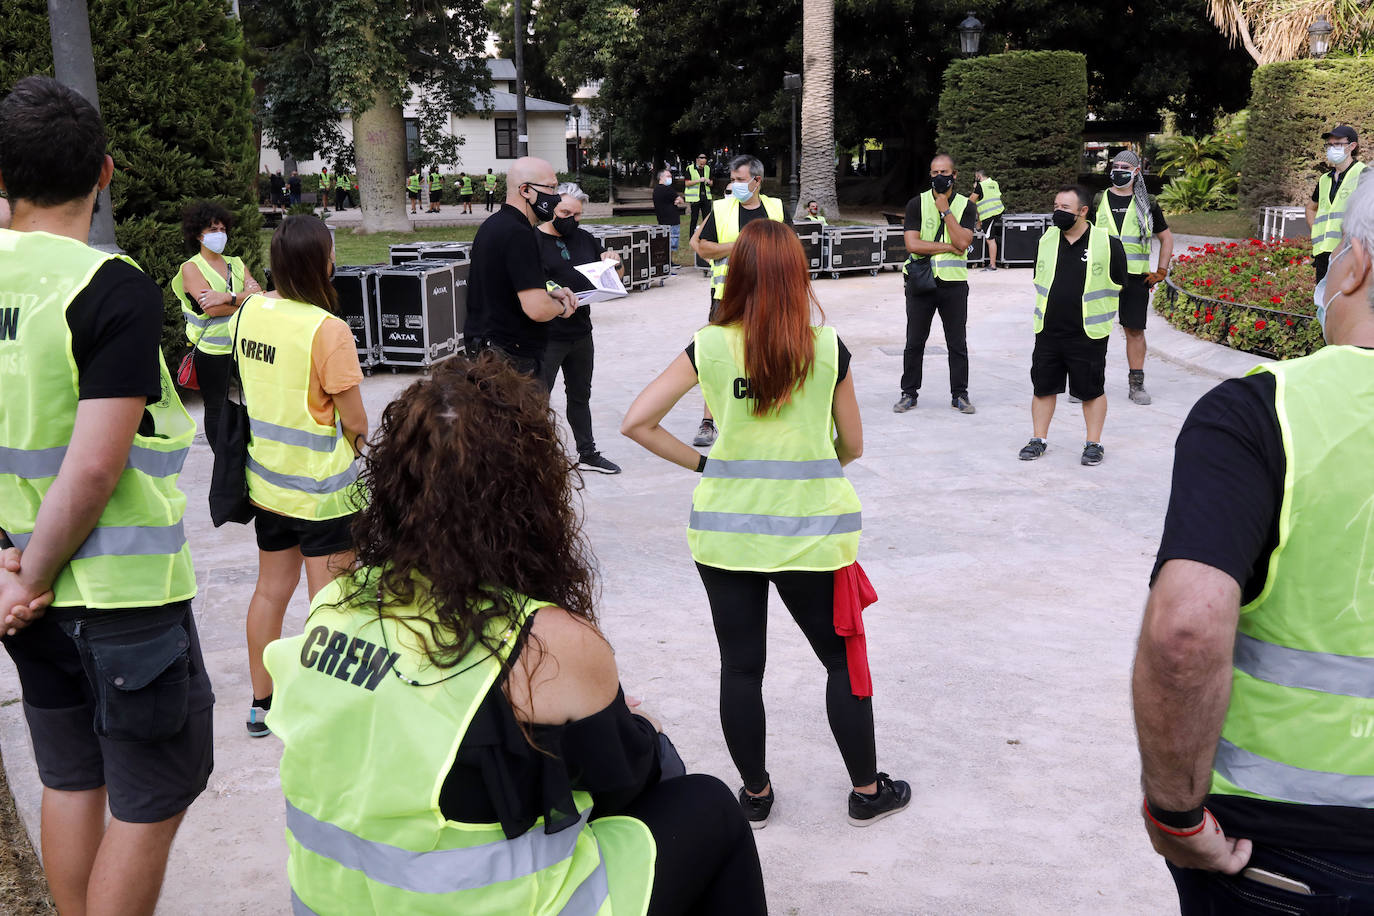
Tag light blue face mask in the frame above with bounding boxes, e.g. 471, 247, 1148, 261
730, 181, 753, 201
1314, 243, 1350, 341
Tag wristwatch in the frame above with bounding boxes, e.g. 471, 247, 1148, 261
940, 209, 951, 219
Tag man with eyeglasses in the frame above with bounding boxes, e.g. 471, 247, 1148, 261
1307, 124, 1367, 282
463, 156, 579, 377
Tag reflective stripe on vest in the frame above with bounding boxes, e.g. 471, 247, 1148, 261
1095, 193, 1152, 274
903, 190, 970, 282
266, 577, 656, 914
688, 325, 861, 572
485, 174, 497, 190
173, 254, 246, 356
976, 178, 1004, 220
0, 229, 197, 609
232, 296, 362, 520
708, 195, 786, 299
460, 177, 472, 194
408, 175, 420, 191
1209, 347, 1374, 809
1031, 226, 1121, 340
685, 164, 710, 202
1314, 162, 1367, 254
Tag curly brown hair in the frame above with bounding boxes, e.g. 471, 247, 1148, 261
339, 352, 597, 671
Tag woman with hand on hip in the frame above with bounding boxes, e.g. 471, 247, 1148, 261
622, 219, 910, 829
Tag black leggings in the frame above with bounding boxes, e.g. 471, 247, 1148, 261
193, 349, 231, 454
621, 773, 766, 915
695, 563, 877, 792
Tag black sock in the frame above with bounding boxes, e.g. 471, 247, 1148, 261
253, 694, 272, 710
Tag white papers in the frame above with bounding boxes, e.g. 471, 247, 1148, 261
573, 260, 628, 304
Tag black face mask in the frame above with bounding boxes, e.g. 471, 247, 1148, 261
1051, 210, 1078, 231
552, 214, 579, 236
526, 186, 561, 221
931, 174, 954, 194
1110, 169, 1134, 188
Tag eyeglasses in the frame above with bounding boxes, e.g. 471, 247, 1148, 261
526, 182, 557, 192
555, 239, 570, 260
1327, 140, 1352, 147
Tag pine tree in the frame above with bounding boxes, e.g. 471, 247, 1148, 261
0, 0, 262, 364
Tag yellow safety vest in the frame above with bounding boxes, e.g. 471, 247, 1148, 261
708, 195, 786, 300
407, 174, 421, 192
1031, 225, 1121, 340
976, 177, 1004, 220
266, 571, 656, 915
1210, 347, 1374, 808
902, 190, 970, 283
485, 174, 498, 192
173, 253, 247, 356
1314, 161, 1367, 256
685, 164, 710, 203
0, 229, 196, 608
1095, 192, 1152, 275
688, 324, 861, 572
229, 295, 362, 520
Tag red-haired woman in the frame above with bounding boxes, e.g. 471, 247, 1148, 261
622, 219, 910, 829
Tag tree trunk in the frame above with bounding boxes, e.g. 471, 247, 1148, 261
797, 0, 839, 221
353, 97, 412, 233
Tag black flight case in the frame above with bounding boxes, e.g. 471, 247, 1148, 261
790, 222, 825, 277
998, 214, 1050, 267
374, 260, 460, 370
331, 264, 383, 375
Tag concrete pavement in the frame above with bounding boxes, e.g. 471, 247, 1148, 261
0, 262, 1264, 915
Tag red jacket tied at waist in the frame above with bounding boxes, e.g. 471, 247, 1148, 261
833, 561, 876, 698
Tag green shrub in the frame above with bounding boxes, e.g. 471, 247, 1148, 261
1158, 171, 1238, 214
0, 0, 262, 367
1240, 59, 1374, 210
936, 51, 1087, 213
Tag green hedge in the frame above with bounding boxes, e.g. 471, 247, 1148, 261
0, 0, 262, 367
936, 51, 1087, 213
1240, 59, 1374, 210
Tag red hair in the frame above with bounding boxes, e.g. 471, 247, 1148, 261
712, 219, 824, 415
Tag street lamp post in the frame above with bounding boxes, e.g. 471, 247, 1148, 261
570, 105, 581, 182
1309, 16, 1334, 59
783, 71, 802, 211
957, 11, 984, 56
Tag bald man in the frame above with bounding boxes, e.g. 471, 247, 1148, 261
463, 156, 579, 376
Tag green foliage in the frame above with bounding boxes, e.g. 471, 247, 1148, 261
1158, 171, 1239, 214
0, 0, 262, 367
936, 51, 1087, 212
1240, 58, 1374, 210
1156, 130, 1244, 213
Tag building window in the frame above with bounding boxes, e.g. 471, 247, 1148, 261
495, 118, 517, 159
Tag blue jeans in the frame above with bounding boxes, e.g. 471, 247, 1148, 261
1169, 845, 1374, 914
669, 224, 680, 254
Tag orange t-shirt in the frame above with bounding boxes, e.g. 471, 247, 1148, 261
308, 317, 364, 426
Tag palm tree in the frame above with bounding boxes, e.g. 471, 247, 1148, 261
1208, 0, 1373, 63
798, 0, 839, 221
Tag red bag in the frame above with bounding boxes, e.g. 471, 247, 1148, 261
177, 351, 199, 390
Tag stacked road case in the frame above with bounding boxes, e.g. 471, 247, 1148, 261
331, 265, 383, 375
374, 260, 460, 370
881, 225, 908, 272
822, 226, 884, 278
998, 214, 1051, 267
791, 222, 825, 276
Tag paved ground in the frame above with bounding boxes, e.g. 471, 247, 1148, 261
0, 257, 1266, 915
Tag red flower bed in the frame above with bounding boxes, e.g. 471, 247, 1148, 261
1161, 237, 1323, 360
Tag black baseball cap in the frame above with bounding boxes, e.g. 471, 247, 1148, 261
1323, 125, 1358, 143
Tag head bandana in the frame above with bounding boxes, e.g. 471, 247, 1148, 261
1112, 150, 1153, 238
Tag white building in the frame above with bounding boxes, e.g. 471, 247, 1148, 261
259, 59, 571, 176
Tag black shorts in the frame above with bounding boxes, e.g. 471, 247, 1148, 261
461, 193, 472, 202
2, 602, 214, 823
407, 189, 420, 200
1118, 274, 1150, 329
1031, 333, 1109, 400
981, 214, 1002, 237
431, 190, 443, 203
254, 507, 354, 557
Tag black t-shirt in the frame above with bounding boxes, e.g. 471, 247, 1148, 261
270, 174, 284, 194
685, 335, 851, 383
1151, 369, 1374, 850
1092, 190, 1168, 235
465, 203, 551, 357
653, 185, 683, 226
67, 260, 164, 405
287, 175, 301, 194
1042, 226, 1127, 337
698, 202, 771, 244
902, 194, 979, 287
536, 226, 603, 341
1312, 164, 1360, 203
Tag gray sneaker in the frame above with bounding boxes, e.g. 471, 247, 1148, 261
951, 396, 976, 415
692, 419, 718, 447
1081, 442, 1105, 466
892, 394, 917, 413
1128, 370, 1152, 405
1019, 438, 1047, 461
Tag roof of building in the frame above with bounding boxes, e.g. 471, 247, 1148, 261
487, 58, 517, 81
484, 90, 569, 114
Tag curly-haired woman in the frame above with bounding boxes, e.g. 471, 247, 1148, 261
172, 200, 262, 450
262, 354, 767, 915
622, 219, 910, 829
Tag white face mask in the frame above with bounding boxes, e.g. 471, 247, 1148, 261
1314, 243, 1351, 342
729, 181, 753, 201
202, 230, 228, 254
1328, 145, 1350, 167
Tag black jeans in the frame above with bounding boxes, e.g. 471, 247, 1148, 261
1169, 844, 1374, 914
540, 334, 597, 457
485, 191, 494, 211
901, 279, 969, 399
695, 563, 877, 792
689, 199, 711, 239
193, 349, 231, 454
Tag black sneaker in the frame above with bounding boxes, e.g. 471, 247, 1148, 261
1081, 441, 1105, 466
692, 419, 718, 447
1019, 438, 1047, 461
951, 396, 976, 415
578, 452, 622, 475
847, 773, 911, 827
892, 394, 917, 413
247, 705, 270, 738
738, 785, 774, 830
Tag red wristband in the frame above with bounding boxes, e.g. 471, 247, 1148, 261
1142, 797, 1208, 836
